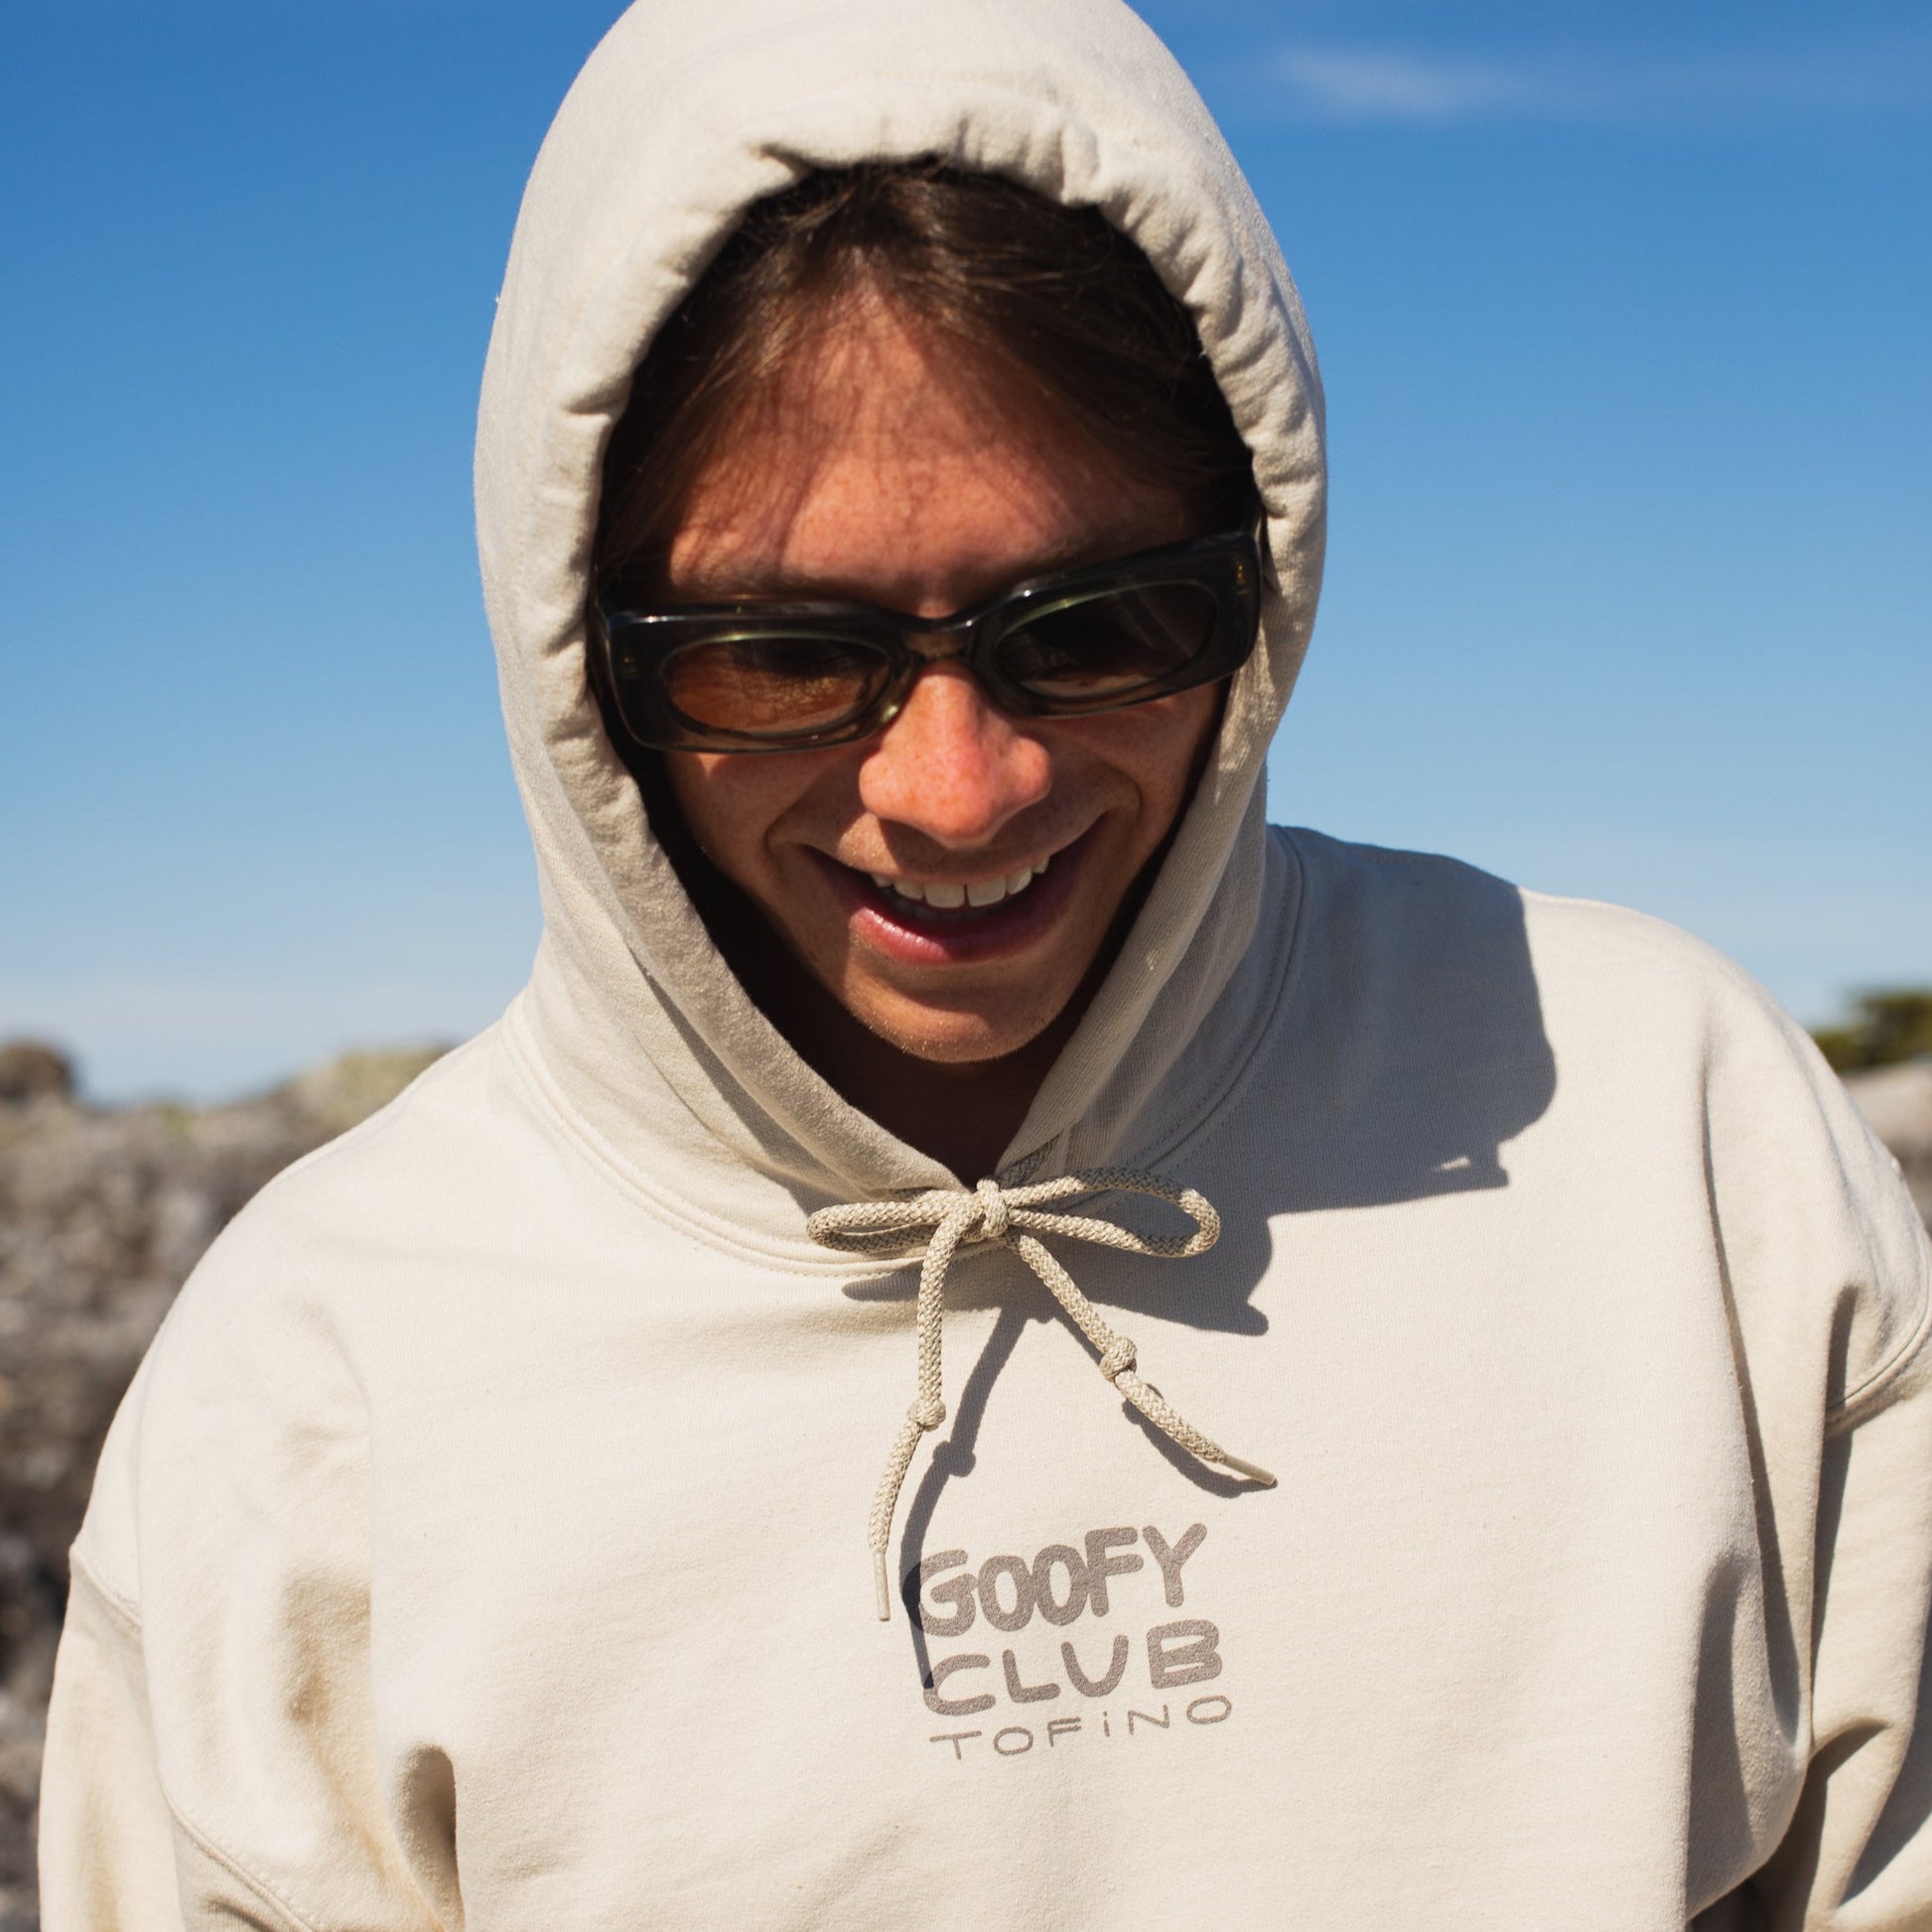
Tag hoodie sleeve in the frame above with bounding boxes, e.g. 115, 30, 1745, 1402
1799, 1365, 1932, 1928
38, 1559, 307, 1932
1695, 994, 1932, 1930
38, 1564, 189, 1932
1747, 1344, 1932, 1929
35, 1212, 452, 1932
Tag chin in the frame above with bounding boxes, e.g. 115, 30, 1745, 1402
853, 992, 1065, 1066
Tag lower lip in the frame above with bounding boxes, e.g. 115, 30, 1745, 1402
815, 838, 1086, 969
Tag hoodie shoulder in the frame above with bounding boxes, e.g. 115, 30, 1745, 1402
1271, 825, 1929, 1420
1275, 822, 1809, 1044
70, 1023, 580, 1605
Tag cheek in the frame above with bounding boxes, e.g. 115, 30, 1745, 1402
660, 751, 820, 887
1053, 685, 1223, 836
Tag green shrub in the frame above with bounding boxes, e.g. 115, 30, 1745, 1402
1812, 990, 1932, 1073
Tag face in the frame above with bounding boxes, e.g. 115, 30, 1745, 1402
658, 291, 1223, 1064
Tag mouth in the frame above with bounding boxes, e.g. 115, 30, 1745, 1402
814, 833, 1088, 968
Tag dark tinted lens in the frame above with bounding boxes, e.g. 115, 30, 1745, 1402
999, 582, 1221, 702
657, 632, 890, 737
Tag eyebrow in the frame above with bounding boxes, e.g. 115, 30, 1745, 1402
665, 525, 1177, 609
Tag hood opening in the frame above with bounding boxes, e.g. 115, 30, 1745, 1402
478, 0, 1325, 1201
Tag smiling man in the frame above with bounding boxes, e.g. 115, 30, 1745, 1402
40, 1, 1932, 1928
598, 216, 1249, 1179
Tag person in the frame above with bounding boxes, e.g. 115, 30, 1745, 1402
38, 0, 1932, 1925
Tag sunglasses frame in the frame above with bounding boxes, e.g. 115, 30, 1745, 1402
591, 513, 1266, 754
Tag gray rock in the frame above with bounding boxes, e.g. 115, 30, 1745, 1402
0, 1049, 71, 1111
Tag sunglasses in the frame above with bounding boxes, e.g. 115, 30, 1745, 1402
591, 516, 1265, 754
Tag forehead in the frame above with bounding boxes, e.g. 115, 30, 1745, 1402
664, 293, 1194, 612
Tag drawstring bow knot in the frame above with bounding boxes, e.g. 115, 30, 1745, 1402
807, 1167, 1276, 1620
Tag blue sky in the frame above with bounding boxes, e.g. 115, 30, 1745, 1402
3, 0, 1927, 1100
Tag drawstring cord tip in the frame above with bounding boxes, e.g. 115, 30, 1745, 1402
1219, 1452, 1278, 1487
873, 1551, 893, 1622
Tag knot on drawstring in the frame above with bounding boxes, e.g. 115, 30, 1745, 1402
807, 1167, 1275, 1621
975, 1176, 1011, 1241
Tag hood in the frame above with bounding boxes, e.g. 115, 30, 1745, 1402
476, 0, 1325, 1214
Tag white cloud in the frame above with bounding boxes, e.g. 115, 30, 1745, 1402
1275, 49, 1545, 123
1269, 42, 1931, 127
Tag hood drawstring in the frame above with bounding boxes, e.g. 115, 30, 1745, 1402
807, 1169, 1277, 1620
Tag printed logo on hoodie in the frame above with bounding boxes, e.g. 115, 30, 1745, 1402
909, 1524, 1233, 1761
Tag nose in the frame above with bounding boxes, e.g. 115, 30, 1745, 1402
857, 666, 1051, 849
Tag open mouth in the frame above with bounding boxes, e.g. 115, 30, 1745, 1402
814, 832, 1088, 965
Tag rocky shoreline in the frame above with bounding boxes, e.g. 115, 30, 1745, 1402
1, 1041, 1928, 1929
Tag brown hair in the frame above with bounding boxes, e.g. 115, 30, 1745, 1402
594, 160, 1256, 591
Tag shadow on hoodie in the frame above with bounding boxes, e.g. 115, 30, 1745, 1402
849, 840, 1560, 1695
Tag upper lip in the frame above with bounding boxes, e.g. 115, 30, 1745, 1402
834, 829, 1083, 892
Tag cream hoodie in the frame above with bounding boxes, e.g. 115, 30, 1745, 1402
39, 2, 1932, 1927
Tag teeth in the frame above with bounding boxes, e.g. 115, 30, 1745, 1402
865, 856, 1053, 913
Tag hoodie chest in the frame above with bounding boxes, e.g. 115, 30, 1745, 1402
346, 1198, 1770, 1927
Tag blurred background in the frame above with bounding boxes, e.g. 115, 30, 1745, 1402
1, 5, 1928, 1923
2, 0, 1927, 1102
